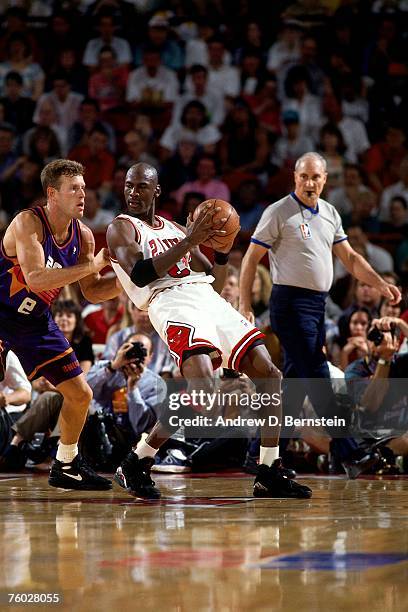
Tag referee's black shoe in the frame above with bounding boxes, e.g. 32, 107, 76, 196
49, 455, 112, 490
114, 452, 161, 499
253, 459, 312, 498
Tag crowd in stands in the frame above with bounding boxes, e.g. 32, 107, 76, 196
0, 0, 408, 476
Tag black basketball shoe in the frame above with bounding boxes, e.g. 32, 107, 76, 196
48, 455, 112, 490
114, 452, 161, 499
253, 458, 312, 499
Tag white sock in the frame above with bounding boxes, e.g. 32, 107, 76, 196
134, 441, 157, 459
56, 442, 78, 463
260, 446, 279, 467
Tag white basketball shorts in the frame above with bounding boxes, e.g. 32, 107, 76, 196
148, 282, 264, 372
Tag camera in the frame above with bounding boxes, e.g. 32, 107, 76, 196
124, 341, 147, 365
367, 323, 396, 346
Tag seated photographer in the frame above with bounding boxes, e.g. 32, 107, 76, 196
345, 316, 408, 457
87, 332, 166, 441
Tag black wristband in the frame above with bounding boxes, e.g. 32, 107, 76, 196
214, 251, 229, 265
130, 257, 159, 287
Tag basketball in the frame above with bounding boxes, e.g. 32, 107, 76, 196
192, 199, 240, 250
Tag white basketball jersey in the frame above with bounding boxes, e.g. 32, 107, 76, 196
110, 214, 214, 310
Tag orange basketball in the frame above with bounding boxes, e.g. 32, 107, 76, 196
192, 199, 240, 250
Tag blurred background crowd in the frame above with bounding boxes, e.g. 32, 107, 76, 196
0, 0, 408, 476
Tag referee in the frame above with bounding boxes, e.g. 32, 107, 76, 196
239, 152, 401, 477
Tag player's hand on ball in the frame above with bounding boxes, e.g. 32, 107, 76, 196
186, 203, 227, 247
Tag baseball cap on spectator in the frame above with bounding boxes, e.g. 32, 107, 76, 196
282, 109, 299, 124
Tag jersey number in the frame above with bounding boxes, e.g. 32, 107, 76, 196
18, 297, 37, 315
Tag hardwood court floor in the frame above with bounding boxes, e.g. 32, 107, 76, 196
1, 472, 408, 611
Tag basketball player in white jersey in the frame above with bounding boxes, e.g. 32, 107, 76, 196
106, 162, 312, 499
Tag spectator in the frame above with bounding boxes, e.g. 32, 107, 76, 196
347, 226, 394, 274
0, 71, 34, 135
48, 47, 89, 97
23, 98, 67, 156
40, 11, 81, 73
82, 188, 115, 232
244, 75, 281, 136
100, 165, 127, 213
379, 156, 408, 222
234, 22, 267, 66
174, 155, 230, 208
83, 296, 123, 344
87, 332, 166, 440
381, 196, 408, 237
332, 307, 371, 370
88, 46, 129, 113
185, 19, 222, 68
0, 156, 42, 215
119, 129, 157, 168
266, 21, 302, 73
220, 265, 240, 309
34, 72, 83, 132
345, 316, 408, 455
364, 125, 407, 194
52, 299, 94, 375
103, 298, 171, 376
340, 74, 369, 124
271, 109, 314, 169
172, 64, 225, 127
234, 179, 265, 237
126, 46, 178, 127
239, 51, 267, 96
322, 89, 370, 163
277, 35, 327, 100
67, 97, 115, 153
341, 190, 380, 234
0, 33, 44, 101
317, 123, 346, 192
83, 13, 132, 70
0, 350, 32, 471
176, 191, 205, 225
133, 14, 184, 71
160, 139, 199, 195
282, 65, 322, 142
27, 126, 62, 166
160, 100, 220, 159
69, 126, 116, 191
206, 37, 240, 98
0, 123, 18, 188
329, 163, 370, 217
220, 98, 269, 174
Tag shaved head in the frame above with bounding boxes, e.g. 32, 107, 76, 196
128, 162, 158, 185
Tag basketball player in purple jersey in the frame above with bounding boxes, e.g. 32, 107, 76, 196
107, 162, 312, 499
0, 159, 121, 490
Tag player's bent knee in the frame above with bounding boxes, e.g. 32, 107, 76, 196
58, 378, 93, 408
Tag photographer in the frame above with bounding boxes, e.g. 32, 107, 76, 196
345, 316, 408, 456
86, 332, 166, 439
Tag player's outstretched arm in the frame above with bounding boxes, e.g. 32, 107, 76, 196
13, 211, 110, 292
78, 224, 121, 303
239, 242, 268, 324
